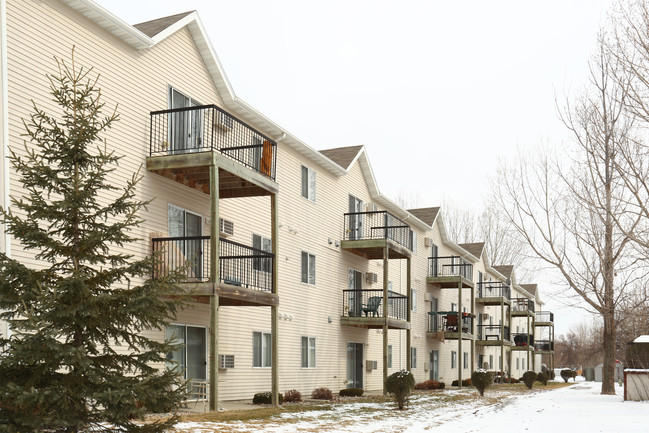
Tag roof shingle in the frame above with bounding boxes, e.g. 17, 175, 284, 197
459, 242, 485, 258
407, 207, 440, 226
134, 11, 194, 37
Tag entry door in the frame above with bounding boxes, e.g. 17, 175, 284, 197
168, 205, 203, 279
429, 297, 439, 332
165, 325, 207, 382
347, 342, 363, 388
348, 195, 363, 240
430, 350, 439, 381
348, 269, 363, 317
169, 88, 202, 153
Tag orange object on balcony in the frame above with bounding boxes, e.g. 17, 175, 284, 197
261, 140, 273, 176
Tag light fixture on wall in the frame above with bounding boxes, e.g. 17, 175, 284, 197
328, 238, 333, 245
334, 241, 340, 247
327, 316, 333, 323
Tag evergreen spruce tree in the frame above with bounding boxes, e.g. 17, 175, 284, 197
0, 50, 186, 432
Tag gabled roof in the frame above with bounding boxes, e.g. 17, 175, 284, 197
134, 11, 193, 37
520, 284, 537, 296
319, 146, 364, 169
459, 242, 485, 259
407, 207, 440, 226
494, 265, 514, 278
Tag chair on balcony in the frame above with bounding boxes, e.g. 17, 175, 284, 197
362, 296, 382, 317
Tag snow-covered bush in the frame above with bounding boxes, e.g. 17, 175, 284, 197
471, 369, 493, 396
386, 370, 415, 410
560, 368, 573, 383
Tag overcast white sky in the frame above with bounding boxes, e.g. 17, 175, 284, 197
95, 0, 616, 335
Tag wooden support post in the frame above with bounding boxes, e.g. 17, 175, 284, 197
271, 193, 279, 407
501, 297, 505, 382
382, 247, 389, 395
527, 314, 531, 371
208, 164, 220, 412
470, 280, 475, 374
458, 281, 463, 389
406, 258, 412, 372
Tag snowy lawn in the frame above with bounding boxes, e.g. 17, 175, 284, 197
168, 380, 648, 433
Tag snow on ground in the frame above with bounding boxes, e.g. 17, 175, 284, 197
172, 380, 649, 433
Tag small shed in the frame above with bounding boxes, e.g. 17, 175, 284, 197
624, 335, 649, 401
626, 335, 649, 369
594, 360, 623, 382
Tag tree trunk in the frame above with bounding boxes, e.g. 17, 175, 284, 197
601, 309, 616, 394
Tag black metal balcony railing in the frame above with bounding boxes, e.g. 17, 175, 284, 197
343, 211, 413, 251
428, 256, 473, 281
428, 312, 474, 334
513, 333, 535, 347
535, 340, 554, 351
150, 105, 278, 180
535, 311, 554, 323
512, 298, 535, 313
151, 236, 274, 292
477, 281, 510, 299
477, 325, 511, 341
342, 289, 408, 321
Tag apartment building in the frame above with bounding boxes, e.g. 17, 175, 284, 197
0, 0, 554, 410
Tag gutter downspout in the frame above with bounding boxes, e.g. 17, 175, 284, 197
1, 0, 10, 259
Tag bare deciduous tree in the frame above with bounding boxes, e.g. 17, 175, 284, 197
493, 35, 645, 394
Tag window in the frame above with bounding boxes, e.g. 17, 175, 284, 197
411, 231, 417, 253
388, 345, 392, 369
489, 355, 493, 370
165, 325, 207, 381
301, 251, 316, 285
253, 331, 271, 368
451, 303, 458, 312
411, 289, 417, 312
451, 351, 457, 369
301, 165, 316, 201
431, 244, 439, 276
522, 358, 526, 370
516, 358, 520, 370
411, 347, 417, 369
252, 234, 272, 272
301, 336, 316, 368
463, 352, 468, 369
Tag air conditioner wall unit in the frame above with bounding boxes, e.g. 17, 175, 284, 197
366, 360, 378, 372
220, 218, 234, 236
424, 237, 433, 248
215, 112, 233, 131
424, 362, 432, 371
219, 354, 235, 369
366, 272, 378, 284
425, 293, 435, 302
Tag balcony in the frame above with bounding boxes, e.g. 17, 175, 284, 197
476, 281, 511, 305
476, 325, 511, 346
535, 340, 554, 352
535, 311, 554, 326
147, 105, 278, 198
426, 256, 474, 288
151, 236, 277, 307
427, 311, 474, 340
511, 298, 535, 316
341, 211, 413, 259
340, 289, 410, 329
511, 333, 535, 350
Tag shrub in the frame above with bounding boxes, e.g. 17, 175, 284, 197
548, 370, 556, 380
311, 387, 334, 400
471, 370, 493, 396
560, 368, 573, 383
571, 370, 578, 381
451, 379, 472, 387
252, 392, 283, 405
385, 370, 415, 410
537, 372, 548, 386
414, 380, 445, 390
339, 388, 364, 397
283, 389, 302, 403
522, 371, 537, 390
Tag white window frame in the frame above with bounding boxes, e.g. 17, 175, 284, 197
411, 289, 417, 312
252, 233, 272, 273
387, 344, 393, 369
301, 336, 316, 368
165, 324, 207, 381
463, 352, 468, 369
451, 351, 457, 369
253, 331, 272, 368
301, 165, 316, 202
516, 357, 520, 370
301, 251, 316, 285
